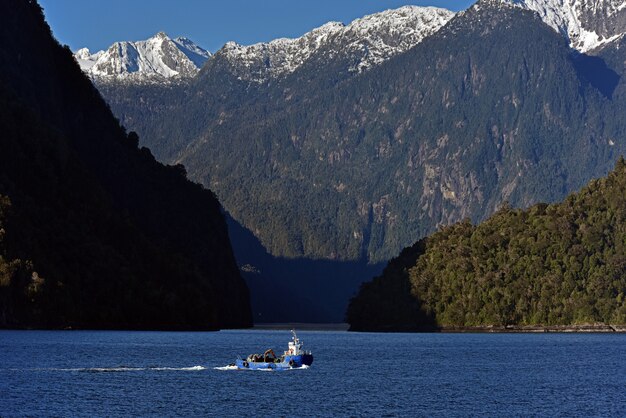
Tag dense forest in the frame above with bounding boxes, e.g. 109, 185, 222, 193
347, 158, 626, 331
0, 0, 251, 329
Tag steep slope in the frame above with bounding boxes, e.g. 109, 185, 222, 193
75, 32, 210, 82
347, 158, 626, 331
0, 0, 251, 329
504, 0, 626, 52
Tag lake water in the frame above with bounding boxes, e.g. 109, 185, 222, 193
1, 330, 625, 417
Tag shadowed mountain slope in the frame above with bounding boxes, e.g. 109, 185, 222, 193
0, 0, 251, 330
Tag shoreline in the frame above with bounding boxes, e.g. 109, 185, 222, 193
253, 323, 350, 331
440, 324, 626, 333
2, 323, 624, 333
344, 323, 626, 333
251, 323, 626, 333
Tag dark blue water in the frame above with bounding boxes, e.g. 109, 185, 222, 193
1, 330, 625, 417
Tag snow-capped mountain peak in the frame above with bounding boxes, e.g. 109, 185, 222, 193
216, 6, 455, 83
502, 0, 626, 52
75, 47, 92, 60
74, 32, 211, 83
172, 36, 211, 68
74, 47, 104, 71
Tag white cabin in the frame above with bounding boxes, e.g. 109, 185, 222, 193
284, 330, 311, 356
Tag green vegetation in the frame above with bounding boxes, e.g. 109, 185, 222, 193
347, 159, 626, 330
0, 0, 251, 329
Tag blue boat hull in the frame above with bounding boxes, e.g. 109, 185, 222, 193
235, 354, 313, 370
284, 354, 313, 367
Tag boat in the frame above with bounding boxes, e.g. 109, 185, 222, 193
233, 330, 313, 370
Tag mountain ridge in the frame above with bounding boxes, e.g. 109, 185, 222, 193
75, 6, 454, 85
214, 6, 455, 82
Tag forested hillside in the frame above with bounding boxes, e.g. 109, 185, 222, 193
347, 158, 626, 331
0, 0, 251, 330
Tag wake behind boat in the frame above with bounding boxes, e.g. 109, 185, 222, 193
231, 330, 313, 370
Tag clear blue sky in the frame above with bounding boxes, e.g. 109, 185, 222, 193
39, 0, 474, 53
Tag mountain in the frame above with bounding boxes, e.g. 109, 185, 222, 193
504, 0, 626, 52
170, 0, 621, 262
74, 32, 210, 82
91, 5, 465, 260
0, 0, 251, 330
347, 158, 626, 331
